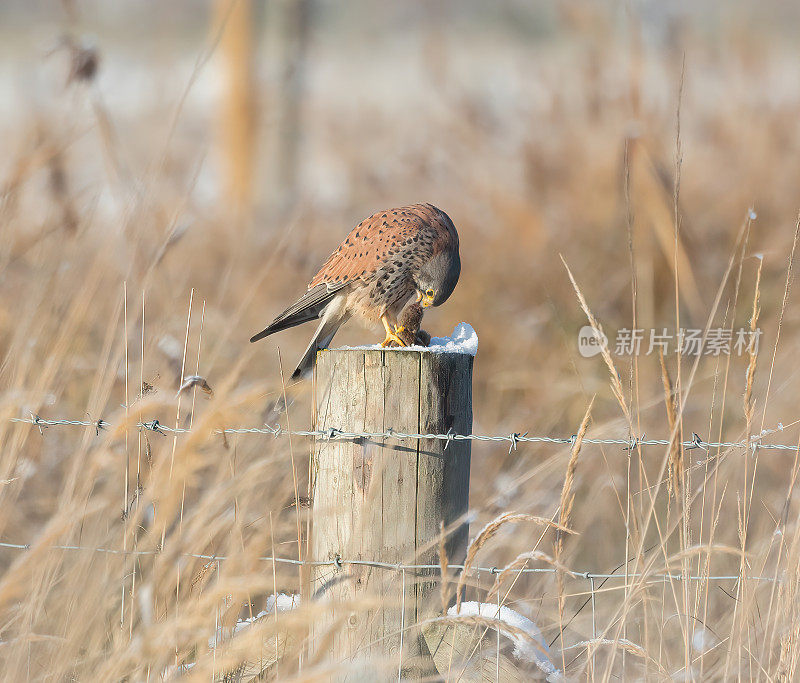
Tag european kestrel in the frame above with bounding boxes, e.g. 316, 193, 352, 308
250, 203, 460, 379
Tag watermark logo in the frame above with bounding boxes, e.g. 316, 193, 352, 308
578, 325, 608, 358
578, 326, 762, 357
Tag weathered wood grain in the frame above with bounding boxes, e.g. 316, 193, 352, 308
309, 349, 473, 677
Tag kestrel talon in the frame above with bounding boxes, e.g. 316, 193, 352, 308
388, 302, 431, 347
250, 203, 460, 379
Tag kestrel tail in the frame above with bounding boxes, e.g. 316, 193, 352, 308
250, 203, 461, 379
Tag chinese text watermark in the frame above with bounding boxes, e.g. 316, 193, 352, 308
578, 327, 761, 358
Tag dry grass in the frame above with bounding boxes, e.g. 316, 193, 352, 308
2, 1, 800, 680
456, 512, 574, 613
658, 349, 682, 499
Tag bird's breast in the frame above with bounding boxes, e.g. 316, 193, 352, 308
343, 271, 416, 322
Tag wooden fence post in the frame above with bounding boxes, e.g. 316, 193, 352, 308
213, 0, 255, 211
309, 348, 472, 677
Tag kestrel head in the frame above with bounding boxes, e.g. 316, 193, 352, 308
415, 250, 461, 308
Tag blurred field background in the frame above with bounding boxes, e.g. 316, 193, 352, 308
2, 0, 800, 679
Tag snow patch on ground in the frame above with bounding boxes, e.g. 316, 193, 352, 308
209, 593, 300, 648
268, 592, 301, 613
692, 627, 718, 653
334, 322, 478, 356
447, 601, 561, 680
235, 593, 301, 631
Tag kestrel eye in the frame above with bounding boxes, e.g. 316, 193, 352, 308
426, 289, 434, 297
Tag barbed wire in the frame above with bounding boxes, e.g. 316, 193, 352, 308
7, 415, 800, 453
2, 416, 787, 591
0, 540, 777, 583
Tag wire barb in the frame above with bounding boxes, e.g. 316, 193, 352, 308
508, 432, 528, 453
623, 433, 645, 451
686, 432, 707, 451
32, 413, 45, 436
139, 419, 165, 436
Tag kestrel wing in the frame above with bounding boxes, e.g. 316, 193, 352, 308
308, 209, 424, 288
250, 282, 344, 342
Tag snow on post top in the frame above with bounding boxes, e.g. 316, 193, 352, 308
333, 323, 478, 356
425, 322, 478, 355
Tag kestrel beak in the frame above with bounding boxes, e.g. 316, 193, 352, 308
416, 289, 434, 307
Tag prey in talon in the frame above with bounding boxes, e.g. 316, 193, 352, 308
386, 301, 431, 347
250, 203, 460, 378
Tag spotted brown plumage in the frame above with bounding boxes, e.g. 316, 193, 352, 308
250, 203, 460, 379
